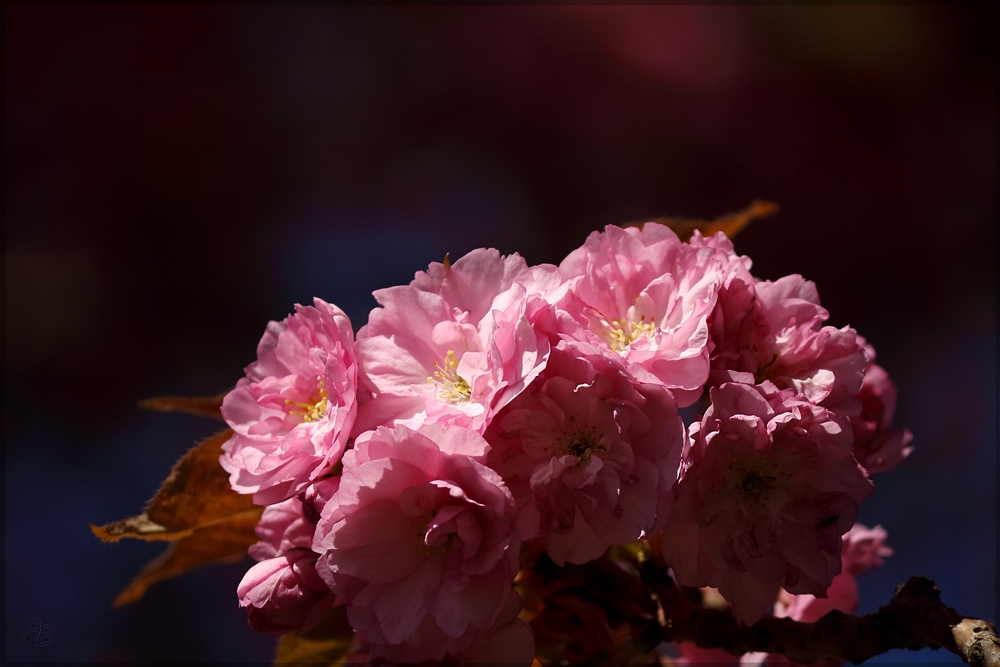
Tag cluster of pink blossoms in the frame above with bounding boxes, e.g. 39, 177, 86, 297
677, 523, 894, 666
221, 224, 912, 663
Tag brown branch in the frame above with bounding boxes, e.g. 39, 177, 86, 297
641, 564, 999, 666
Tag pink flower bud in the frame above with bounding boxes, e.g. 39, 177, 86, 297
237, 549, 335, 636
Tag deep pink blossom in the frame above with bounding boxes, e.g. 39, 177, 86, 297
221, 298, 358, 505
363, 591, 534, 666
487, 344, 685, 565
850, 345, 914, 473
675, 643, 741, 665
738, 525, 893, 667
443, 590, 534, 666
354, 249, 551, 434
550, 223, 738, 406
237, 548, 336, 635
661, 382, 875, 625
775, 523, 892, 626
706, 273, 867, 415
313, 424, 522, 662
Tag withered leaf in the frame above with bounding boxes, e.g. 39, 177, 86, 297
91, 429, 256, 541
138, 393, 226, 420
91, 428, 263, 605
628, 200, 778, 242
276, 606, 358, 665
112, 509, 262, 607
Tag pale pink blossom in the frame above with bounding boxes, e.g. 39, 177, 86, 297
313, 424, 521, 662
850, 346, 914, 473
354, 249, 550, 434
661, 382, 875, 625
238, 548, 336, 635
841, 523, 892, 577
487, 344, 685, 565
687, 229, 755, 283
221, 298, 358, 505
707, 274, 868, 415
551, 223, 738, 406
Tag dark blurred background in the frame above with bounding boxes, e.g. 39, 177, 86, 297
5, 6, 995, 663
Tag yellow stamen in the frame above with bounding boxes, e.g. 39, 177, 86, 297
285, 377, 329, 423
558, 426, 603, 460
427, 350, 471, 405
604, 315, 657, 353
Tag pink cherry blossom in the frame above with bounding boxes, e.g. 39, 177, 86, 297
355, 590, 535, 666
661, 382, 875, 626
238, 481, 342, 635
246, 478, 339, 560
689, 231, 766, 385
487, 344, 685, 565
706, 274, 867, 415
741, 525, 892, 667
354, 249, 551, 434
247, 495, 316, 561
444, 590, 535, 666
237, 548, 336, 636
550, 223, 737, 406
675, 642, 741, 665
220, 298, 358, 505
850, 345, 914, 473
687, 228, 755, 281
840, 522, 892, 578
313, 424, 522, 662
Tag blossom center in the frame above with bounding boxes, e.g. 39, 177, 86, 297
604, 316, 657, 354
427, 350, 471, 405
285, 377, 329, 423
413, 510, 459, 559
560, 426, 603, 459
753, 350, 779, 384
728, 460, 780, 508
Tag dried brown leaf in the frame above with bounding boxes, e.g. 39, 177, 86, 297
145, 428, 254, 531
91, 428, 264, 605
90, 513, 191, 542
276, 606, 358, 665
91, 429, 255, 541
112, 508, 262, 607
138, 393, 226, 420
628, 200, 778, 242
